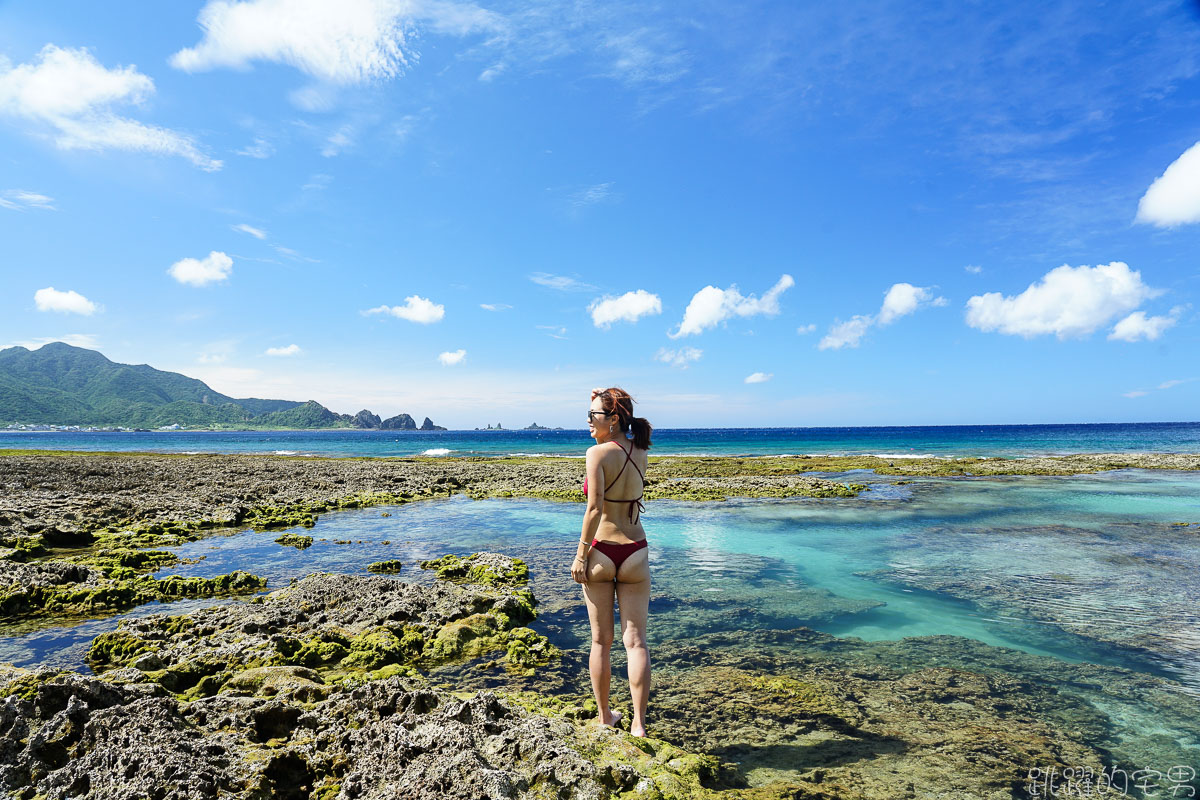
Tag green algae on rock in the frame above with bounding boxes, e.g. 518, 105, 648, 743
366, 559, 403, 573
0, 663, 764, 800
83, 565, 556, 705
419, 552, 530, 587
0, 559, 265, 620
273, 532, 314, 549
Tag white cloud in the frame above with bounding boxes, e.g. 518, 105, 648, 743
34, 287, 98, 315
480, 303, 512, 311
170, 0, 501, 111
0, 190, 55, 211
363, 295, 445, 323
237, 137, 274, 158
5, 333, 100, 351
654, 346, 701, 368
0, 45, 221, 170
1136, 141, 1200, 227
1108, 309, 1180, 342
529, 272, 597, 292
1159, 379, 1192, 390
168, 251, 234, 287
818, 282, 943, 350
878, 283, 946, 325
966, 262, 1162, 339
589, 289, 662, 328
1122, 390, 1148, 399
744, 372, 772, 384
479, 62, 505, 82
669, 274, 794, 338
438, 349, 467, 365
171, 0, 415, 83
796, 323, 816, 335
818, 315, 873, 350
198, 352, 226, 364
964, 264, 983, 274
232, 223, 267, 239
265, 344, 302, 357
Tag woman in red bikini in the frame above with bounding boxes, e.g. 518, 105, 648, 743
571, 386, 652, 737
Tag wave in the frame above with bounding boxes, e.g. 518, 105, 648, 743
422, 448, 453, 456
273, 450, 299, 455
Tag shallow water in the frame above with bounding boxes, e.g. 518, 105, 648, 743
3, 471, 1198, 791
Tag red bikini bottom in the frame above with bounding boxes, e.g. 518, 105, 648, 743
590, 538, 648, 571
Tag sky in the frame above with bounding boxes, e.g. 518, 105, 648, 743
1, 0, 1199, 428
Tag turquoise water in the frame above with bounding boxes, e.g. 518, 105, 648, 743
3, 420, 1200, 457
3, 470, 1198, 791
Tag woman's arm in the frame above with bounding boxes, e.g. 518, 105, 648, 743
572, 445, 605, 581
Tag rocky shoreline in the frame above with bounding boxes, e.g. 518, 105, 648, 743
3, 450, 1197, 560
2, 451, 1200, 798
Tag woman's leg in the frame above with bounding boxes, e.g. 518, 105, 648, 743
616, 550, 651, 736
582, 577, 618, 725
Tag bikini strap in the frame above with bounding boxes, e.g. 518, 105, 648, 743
602, 440, 634, 492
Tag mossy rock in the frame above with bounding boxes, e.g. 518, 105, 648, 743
427, 613, 505, 663
0, 569, 265, 621
366, 559, 403, 574
274, 532, 314, 549
223, 665, 329, 702
419, 552, 530, 587
86, 630, 158, 671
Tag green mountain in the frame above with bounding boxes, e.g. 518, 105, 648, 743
0, 343, 345, 428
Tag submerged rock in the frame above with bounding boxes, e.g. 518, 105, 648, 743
0, 559, 265, 621
274, 532, 314, 550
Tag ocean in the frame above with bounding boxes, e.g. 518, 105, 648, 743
2, 420, 1199, 458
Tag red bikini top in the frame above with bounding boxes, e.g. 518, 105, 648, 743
583, 440, 646, 523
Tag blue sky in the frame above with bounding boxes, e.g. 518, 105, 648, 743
2, 0, 1199, 428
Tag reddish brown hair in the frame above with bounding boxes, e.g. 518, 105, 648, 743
592, 386, 653, 450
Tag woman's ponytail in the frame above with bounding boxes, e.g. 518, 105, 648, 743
630, 417, 653, 451
596, 386, 653, 450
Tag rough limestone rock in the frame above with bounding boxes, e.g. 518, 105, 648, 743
0, 565, 737, 800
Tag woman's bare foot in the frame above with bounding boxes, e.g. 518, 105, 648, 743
631, 719, 646, 737
597, 709, 622, 728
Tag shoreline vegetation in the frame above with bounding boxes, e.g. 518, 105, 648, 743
2, 451, 1200, 797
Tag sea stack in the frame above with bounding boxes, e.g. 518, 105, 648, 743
380, 414, 417, 430
351, 410, 382, 429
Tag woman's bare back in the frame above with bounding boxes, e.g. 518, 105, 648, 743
593, 439, 648, 543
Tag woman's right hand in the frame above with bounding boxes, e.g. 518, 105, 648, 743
571, 557, 588, 584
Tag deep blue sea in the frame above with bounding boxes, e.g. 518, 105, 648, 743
2, 421, 1199, 458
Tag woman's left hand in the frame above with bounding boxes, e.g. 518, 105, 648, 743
571, 557, 588, 584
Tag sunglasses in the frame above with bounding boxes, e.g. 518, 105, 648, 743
586, 411, 611, 422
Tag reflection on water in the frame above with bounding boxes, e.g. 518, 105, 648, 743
2, 470, 1198, 787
